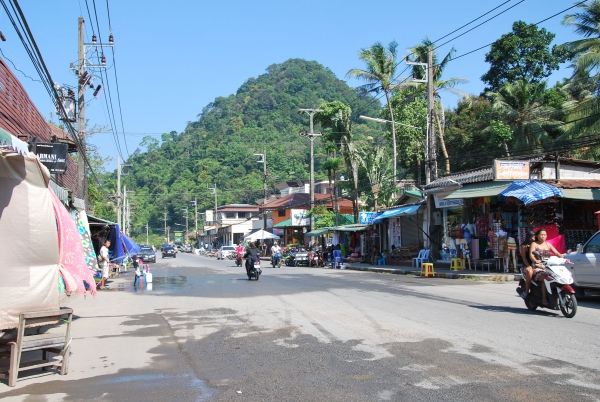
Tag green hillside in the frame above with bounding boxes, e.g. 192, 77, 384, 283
119, 59, 380, 234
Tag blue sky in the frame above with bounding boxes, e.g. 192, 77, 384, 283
3, 1, 583, 171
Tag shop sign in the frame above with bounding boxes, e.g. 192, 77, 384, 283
494, 160, 530, 181
34, 142, 68, 173
291, 209, 309, 226
273, 228, 284, 236
174, 231, 183, 243
359, 211, 381, 224
434, 193, 463, 208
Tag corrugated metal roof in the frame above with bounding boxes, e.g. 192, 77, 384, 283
545, 179, 600, 189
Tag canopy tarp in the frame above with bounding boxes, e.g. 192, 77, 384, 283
372, 205, 422, 224
444, 181, 511, 200
305, 228, 330, 237
0, 152, 59, 330
108, 224, 126, 263
500, 180, 563, 204
273, 218, 292, 228
329, 224, 369, 232
244, 229, 280, 242
560, 188, 600, 201
122, 233, 141, 255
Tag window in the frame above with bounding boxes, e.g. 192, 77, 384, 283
584, 232, 600, 254
225, 213, 235, 219
278, 210, 286, 217
238, 212, 248, 218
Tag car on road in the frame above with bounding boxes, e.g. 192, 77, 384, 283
162, 245, 177, 258
137, 247, 156, 263
568, 231, 600, 293
217, 245, 236, 260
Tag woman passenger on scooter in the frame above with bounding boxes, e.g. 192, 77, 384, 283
529, 228, 570, 306
519, 231, 536, 299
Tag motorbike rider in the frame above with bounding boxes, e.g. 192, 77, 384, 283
235, 243, 245, 261
271, 241, 282, 266
244, 241, 260, 276
529, 228, 570, 306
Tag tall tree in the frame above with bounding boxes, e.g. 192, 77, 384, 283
482, 21, 566, 91
354, 146, 390, 211
486, 80, 562, 148
347, 41, 399, 186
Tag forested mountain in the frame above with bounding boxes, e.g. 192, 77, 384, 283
112, 59, 380, 235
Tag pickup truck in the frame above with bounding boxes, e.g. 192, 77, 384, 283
567, 231, 600, 294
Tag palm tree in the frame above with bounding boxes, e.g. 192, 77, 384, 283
559, 1, 600, 134
354, 146, 390, 211
486, 80, 561, 148
403, 39, 469, 174
347, 41, 399, 187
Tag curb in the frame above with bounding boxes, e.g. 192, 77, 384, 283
343, 265, 520, 281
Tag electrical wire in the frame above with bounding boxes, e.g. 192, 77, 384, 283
445, 1, 587, 64
4, 0, 111, 200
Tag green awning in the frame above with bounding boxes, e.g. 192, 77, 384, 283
561, 188, 600, 201
273, 218, 292, 228
444, 181, 512, 200
329, 224, 369, 232
306, 228, 330, 236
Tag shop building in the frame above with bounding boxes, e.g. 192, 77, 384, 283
424, 157, 600, 271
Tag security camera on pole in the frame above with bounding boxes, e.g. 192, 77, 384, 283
298, 109, 323, 232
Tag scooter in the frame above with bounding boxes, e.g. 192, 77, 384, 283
246, 258, 262, 280
235, 253, 243, 267
515, 251, 577, 318
272, 252, 282, 268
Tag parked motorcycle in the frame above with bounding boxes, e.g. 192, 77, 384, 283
246, 258, 262, 280
515, 251, 577, 318
294, 249, 310, 267
284, 249, 297, 266
311, 250, 325, 267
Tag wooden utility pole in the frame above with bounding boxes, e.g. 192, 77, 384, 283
427, 47, 437, 184
299, 109, 323, 232
117, 155, 121, 229
263, 147, 267, 230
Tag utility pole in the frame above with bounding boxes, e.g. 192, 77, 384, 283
183, 208, 189, 244
123, 185, 128, 234
209, 184, 218, 243
299, 109, 323, 232
77, 17, 86, 200
164, 212, 168, 243
117, 155, 121, 229
254, 150, 268, 230
426, 47, 437, 184
194, 197, 198, 247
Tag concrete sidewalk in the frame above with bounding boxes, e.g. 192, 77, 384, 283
259, 256, 520, 281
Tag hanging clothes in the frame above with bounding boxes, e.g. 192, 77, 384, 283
50, 188, 96, 296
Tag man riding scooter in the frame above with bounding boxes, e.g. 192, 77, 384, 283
271, 241, 282, 268
244, 242, 260, 276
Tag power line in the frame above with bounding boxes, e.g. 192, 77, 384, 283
3, 0, 111, 200
445, 1, 587, 64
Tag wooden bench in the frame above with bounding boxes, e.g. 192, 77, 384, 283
0, 308, 73, 387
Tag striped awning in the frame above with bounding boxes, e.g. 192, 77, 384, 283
500, 180, 563, 204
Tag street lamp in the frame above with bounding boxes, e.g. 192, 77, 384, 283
359, 115, 426, 189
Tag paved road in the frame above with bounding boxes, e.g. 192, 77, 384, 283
2, 252, 600, 401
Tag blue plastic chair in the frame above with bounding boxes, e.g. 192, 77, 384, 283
377, 252, 387, 265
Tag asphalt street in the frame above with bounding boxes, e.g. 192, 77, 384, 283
1, 251, 600, 401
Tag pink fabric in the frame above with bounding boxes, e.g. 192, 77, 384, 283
534, 225, 566, 254
50, 188, 96, 296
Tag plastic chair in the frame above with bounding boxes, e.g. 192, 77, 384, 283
414, 250, 430, 268
450, 258, 464, 270
420, 262, 435, 277
412, 249, 426, 268
377, 252, 387, 265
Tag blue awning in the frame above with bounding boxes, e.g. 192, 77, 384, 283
500, 180, 563, 205
372, 205, 422, 224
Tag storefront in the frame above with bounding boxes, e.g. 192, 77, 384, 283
371, 204, 425, 253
